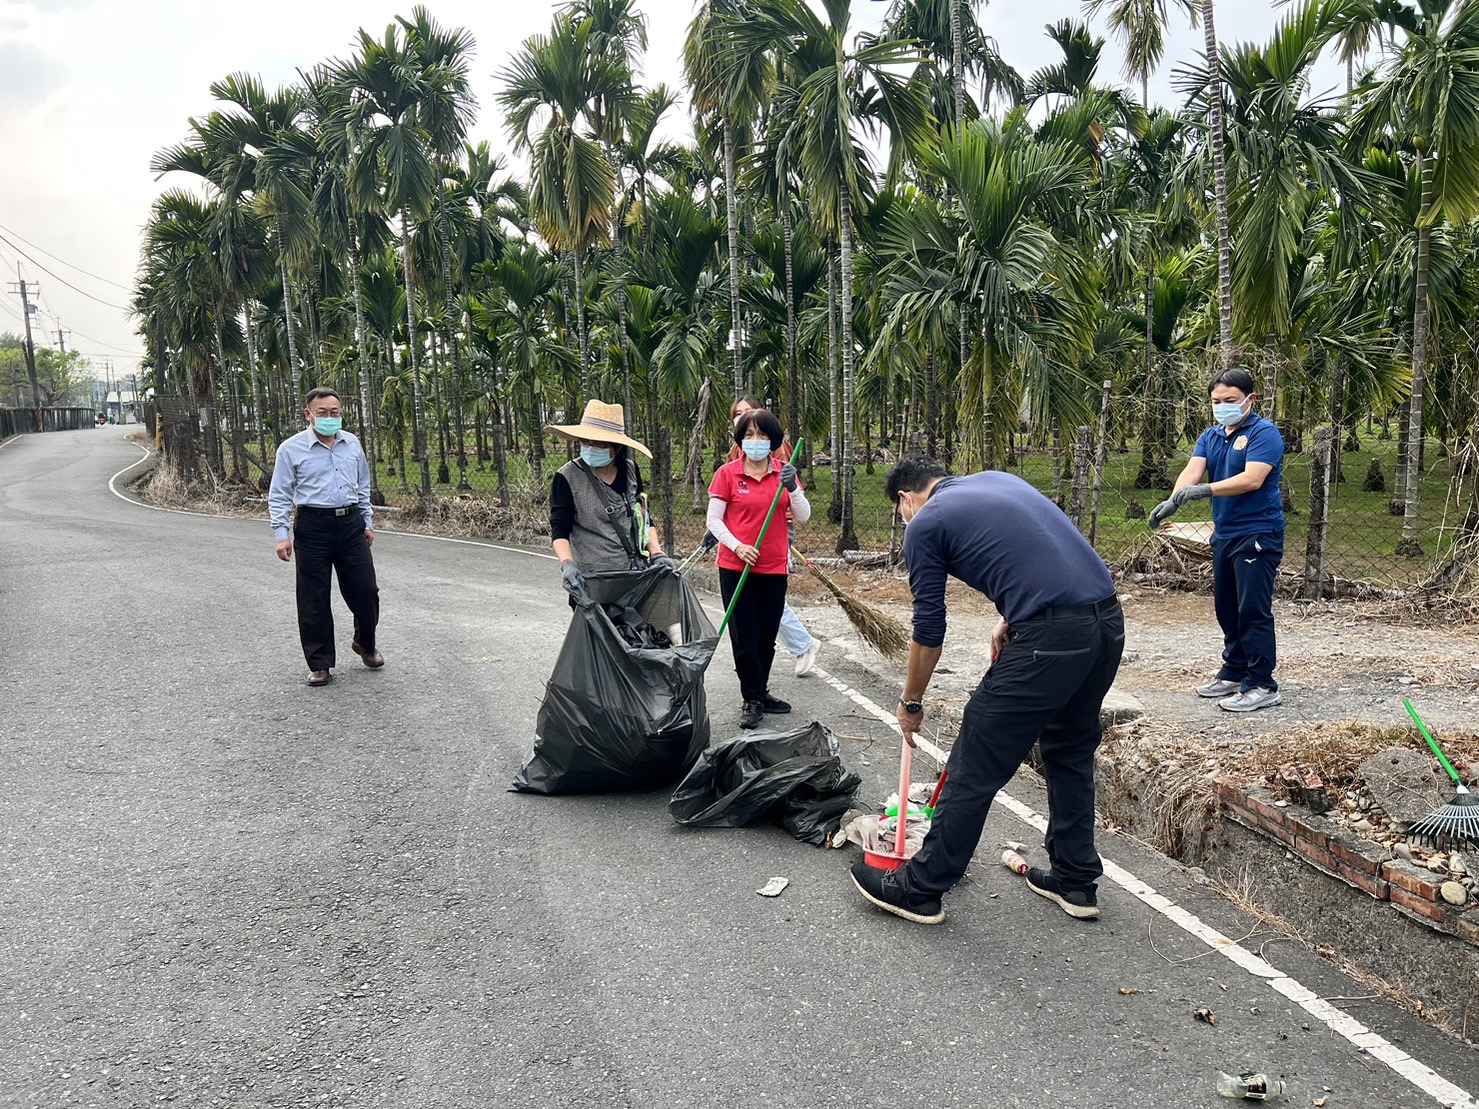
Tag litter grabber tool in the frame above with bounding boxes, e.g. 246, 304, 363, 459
676, 536, 714, 575
716, 437, 804, 638
1403, 698, 1479, 851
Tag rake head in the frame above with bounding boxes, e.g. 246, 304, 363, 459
1406, 784, 1479, 853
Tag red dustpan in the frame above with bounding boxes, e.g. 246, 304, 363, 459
863, 736, 916, 871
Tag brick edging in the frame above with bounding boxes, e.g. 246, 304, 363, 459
1214, 777, 1479, 945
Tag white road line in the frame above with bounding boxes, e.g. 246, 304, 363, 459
105, 445, 558, 560
813, 665, 1477, 1109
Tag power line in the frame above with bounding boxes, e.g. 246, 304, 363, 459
0, 221, 134, 292
0, 233, 131, 311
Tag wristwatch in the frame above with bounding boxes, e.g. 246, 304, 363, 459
899, 698, 923, 714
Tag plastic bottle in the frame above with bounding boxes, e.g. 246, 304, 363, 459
1002, 849, 1029, 876
1216, 1072, 1285, 1100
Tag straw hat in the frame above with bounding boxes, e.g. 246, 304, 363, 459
545, 399, 652, 459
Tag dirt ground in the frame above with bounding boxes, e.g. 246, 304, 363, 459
788, 565, 1479, 754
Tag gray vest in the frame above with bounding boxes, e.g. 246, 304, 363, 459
559, 458, 645, 573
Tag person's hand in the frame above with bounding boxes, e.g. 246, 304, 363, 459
991, 620, 1010, 663
780, 463, 798, 491
561, 560, 584, 597
702, 531, 719, 553
897, 702, 923, 748
650, 554, 676, 571
365, 529, 374, 548
276, 540, 293, 562
735, 544, 760, 566
1149, 483, 1212, 530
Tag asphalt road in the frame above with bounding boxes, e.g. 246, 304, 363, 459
2, 428, 1476, 1109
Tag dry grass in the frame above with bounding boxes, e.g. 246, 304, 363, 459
393, 494, 547, 543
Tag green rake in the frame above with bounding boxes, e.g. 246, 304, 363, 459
1403, 699, 1479, 852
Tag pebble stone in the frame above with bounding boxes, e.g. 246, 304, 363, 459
1441, 881, 1468, 907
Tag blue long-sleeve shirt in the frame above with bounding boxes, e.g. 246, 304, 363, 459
267, 427, 373, 542
903, 472, 1116, 648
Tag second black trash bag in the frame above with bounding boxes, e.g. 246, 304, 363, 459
512, 567, 718, 794
668, 722, 862, 846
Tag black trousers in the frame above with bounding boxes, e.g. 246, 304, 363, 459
718, 568, 788, 702
1212, 532, 1282, 692
293, 507, 379, 670
899, 598, 1125, 899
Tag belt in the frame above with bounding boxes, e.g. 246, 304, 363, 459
1034, 595, 1120, 622
297, 503, 360, 517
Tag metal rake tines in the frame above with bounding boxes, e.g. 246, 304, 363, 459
1406, 786, 1479, 852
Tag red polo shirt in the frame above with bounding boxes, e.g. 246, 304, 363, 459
710, 458, 797, 575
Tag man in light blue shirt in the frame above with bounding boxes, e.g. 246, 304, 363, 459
268, 387, 381, 686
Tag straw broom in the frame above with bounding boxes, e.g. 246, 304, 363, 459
790, 545, 911, 661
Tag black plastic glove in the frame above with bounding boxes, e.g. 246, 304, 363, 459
702, 530, 719, 552
650, 554, 676, 572
560, 559, 584, 596
780, 462, 798, 491
1148, 483, 1212, 529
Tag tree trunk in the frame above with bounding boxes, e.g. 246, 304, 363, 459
826, 235, 842, 525
572, 246, 590, 402
436, 185, 470, 491
781, 191, 800, 444
347, 212, 380, 503
492, 370, 510, 508
399, 206, 432, 502
243, 308, 269, 483
431, 333, 450, 485
1202, 0, 1236, 374
981, 316, 996, 470
951, 0, 966, 129
276, 218, 303, 414
837, 179, 858, 553
724, 114, 744, 398
925, 349, 940, 458
1398, 161, 1432, 557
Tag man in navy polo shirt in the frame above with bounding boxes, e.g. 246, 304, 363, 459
1150, 368, 1285, 712
849, 459, 1124, 926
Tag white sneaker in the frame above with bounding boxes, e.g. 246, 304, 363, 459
1219, 687, 1282, 713
1196, 679, 1241, 699
794, 642, 819, 677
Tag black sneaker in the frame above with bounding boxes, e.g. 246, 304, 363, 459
849, 861, 944, 925
740, 700, 763, 729
759, 693, 791, 714
1026, 867, 1100, 920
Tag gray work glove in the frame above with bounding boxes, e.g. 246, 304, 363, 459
780, 462, 798, 491
560, 560, 585, 597
649, 555, 676, 572
1148, 483, 1212, 529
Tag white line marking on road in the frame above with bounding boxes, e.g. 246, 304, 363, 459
106, 445, 558, 561
813, 665, 1477, 1109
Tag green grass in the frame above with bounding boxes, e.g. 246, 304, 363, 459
364, 434, 1462, 588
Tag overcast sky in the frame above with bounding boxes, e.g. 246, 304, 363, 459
0, 0, 1343, 380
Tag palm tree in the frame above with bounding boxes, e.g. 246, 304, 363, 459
337, 20, 445, 502
685, 0, 772, 400
1343, 0, 1479, 555
499, 14, 631, 401
1085, 0, 1199, 106
729, 0, 935, 550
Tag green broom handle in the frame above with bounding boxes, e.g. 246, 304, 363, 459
1404, 698, 1463, 785
717, 437, 804, 638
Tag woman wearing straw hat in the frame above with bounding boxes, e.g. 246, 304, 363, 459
708, 407, 812, 729
548, 400, 672, 599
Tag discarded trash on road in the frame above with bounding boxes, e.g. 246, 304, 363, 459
1002, 849, 1030, 876
756, 877, 789, 898
669, 721, 861, 846
513, 567, 717, 794
1215, 1071, 1284, 1100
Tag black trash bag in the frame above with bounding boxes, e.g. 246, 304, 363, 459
512, 567, 718, 794
668, 722, 862, 846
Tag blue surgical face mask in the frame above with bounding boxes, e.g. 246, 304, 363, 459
313, 416, 342, 436
1212, 400, 1248, 427
581, 444, 615, 469
741, 439, 772, 462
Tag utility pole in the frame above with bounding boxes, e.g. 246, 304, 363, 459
8, 265, 44, 431
53, 322, 69, 354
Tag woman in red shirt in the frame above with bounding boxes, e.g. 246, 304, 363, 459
708, 408, 812, 729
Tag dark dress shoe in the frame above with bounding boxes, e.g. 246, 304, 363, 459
351, 641, 385, 668
307, 670, 332, 686
759, 693, 791, 714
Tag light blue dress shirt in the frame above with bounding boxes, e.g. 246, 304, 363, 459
268, 427, 373, 542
